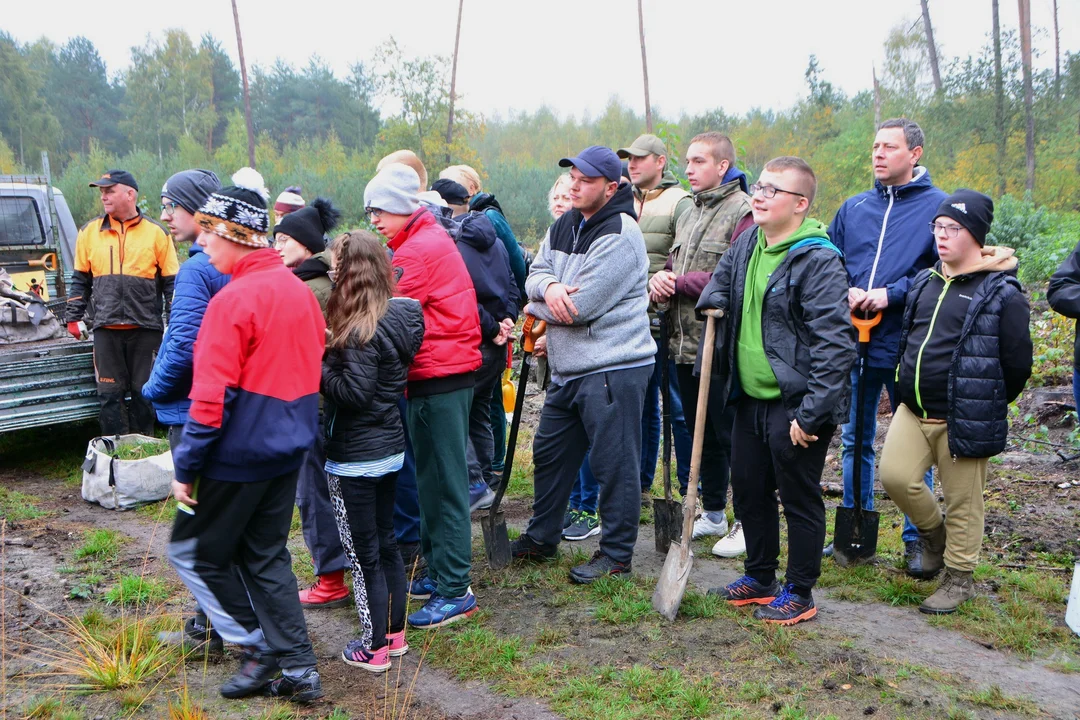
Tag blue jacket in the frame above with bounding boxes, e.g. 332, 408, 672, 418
142, 244, 229, 425
455, 211, 520, 342
828, 166, 947, 369
470, 193, 528, 303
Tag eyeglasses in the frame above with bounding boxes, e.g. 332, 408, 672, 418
929, 222, 963, 238
749, 183, 805, 199
161, 201, 180, 217
364, 207, 383, 219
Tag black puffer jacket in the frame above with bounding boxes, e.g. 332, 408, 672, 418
897, 250, 1032, 458
456, 212, 520, 341
695, 224, 856, 434
322, 297, 425, 463
1047, 238, 1080, 368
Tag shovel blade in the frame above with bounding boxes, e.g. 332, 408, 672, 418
482, 510, 512, 570
653, 498, 683, 554
1066, 563, 1080, 637
832, 507, 880, 567
652, 541, 694, 621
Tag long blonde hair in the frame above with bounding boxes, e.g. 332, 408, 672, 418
326, 230, 394, 348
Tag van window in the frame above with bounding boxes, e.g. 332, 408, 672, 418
0, 196, 46, 245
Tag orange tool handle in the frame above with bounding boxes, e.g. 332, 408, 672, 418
521, 315, 547, 354
851, 311, 882, 343
31, 253, 58, 271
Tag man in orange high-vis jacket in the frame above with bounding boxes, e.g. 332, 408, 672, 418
66, 169, 179, 435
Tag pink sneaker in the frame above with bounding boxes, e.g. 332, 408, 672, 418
342, 640, 391, 673
386, 630, 409, 657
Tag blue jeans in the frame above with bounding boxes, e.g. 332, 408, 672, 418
639, 353, 662, 491
570, 451, 600, 515
667, 359, 692, 489
841, 366, 932, 543
1074, 367, 1080, 419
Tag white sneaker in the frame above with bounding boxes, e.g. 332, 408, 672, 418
711, 521, 746, 558
691, 512, 728, 540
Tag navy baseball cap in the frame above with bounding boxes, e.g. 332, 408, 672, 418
559, 146, 622, 183
90, 169, 139, 192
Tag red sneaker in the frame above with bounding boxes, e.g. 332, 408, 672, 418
386, 629, 409, 657
298, 570, 350, 608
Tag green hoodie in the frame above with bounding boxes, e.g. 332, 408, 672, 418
737, 218, 830, 399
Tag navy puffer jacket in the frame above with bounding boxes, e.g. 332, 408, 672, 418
455, 212, 520, 342
322, 297, 425, 463
142, 244, 229, 425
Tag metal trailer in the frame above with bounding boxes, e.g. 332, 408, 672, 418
0, 153, 98, 433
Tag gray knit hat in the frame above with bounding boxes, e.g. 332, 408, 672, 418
364, 164, 421, 216
161, 169, 221, 215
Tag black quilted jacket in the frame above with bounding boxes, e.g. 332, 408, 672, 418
322, 297, 425, 463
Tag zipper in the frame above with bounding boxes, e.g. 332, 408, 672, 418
676, 202, 708, 359
866, 187, 894, 291
913, 271, 951, 418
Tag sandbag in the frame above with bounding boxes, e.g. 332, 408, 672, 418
80, 434, 174, 510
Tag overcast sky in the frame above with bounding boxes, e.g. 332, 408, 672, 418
4, 0, 1076, 120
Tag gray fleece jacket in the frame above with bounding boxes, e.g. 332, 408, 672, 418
526, 182, 656, 384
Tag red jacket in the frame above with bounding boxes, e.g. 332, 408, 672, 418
173, 248, 326, 483
389, 208, 481, 394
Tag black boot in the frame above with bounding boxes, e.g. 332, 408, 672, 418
265, 668, 324, 704
907, 522, 946, 580
220, 651, 279, 699
569, 550, 631, 584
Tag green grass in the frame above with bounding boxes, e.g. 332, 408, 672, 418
103, 573, 172, 606
958, 684, 1039, 714
136, 497, 178, 523
0, 485, 50, 521
73, 528, 126, 560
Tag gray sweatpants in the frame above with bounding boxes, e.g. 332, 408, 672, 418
524, 364, 652, 563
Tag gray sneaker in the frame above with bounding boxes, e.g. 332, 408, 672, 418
562, 511, 600, 541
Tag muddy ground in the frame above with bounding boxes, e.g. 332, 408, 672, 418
1, 383, 1079, 720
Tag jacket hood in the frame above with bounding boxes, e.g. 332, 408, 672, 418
938, 245, 1018, 278
382, 296, 425, 364
693, 174, 748, 208
188, 243, 206, 258
293, 251, 331, 282
722, 166, 749, 194
873, 165, 935, 199
457, 212, 497, 251
588, 181, 637, 228
470, 192, 503, 215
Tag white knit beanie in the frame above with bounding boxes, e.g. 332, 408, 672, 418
364, 164, 421, 216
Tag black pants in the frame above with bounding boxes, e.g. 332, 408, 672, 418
466, 341, 506, 488
166, 469, 316, 669
731, 397, 833, 594
93, 327, 161, 436
676, 364, 738, 516
296, 430, 346, 576
330, 471, 406, 650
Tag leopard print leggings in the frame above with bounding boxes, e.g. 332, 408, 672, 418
326, 473, 374, 648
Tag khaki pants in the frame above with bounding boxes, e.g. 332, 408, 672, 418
879, 404, 988, 572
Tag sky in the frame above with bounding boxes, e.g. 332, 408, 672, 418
4, 0, 1077, 121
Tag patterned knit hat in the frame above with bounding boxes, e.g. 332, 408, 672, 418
194, 168, 270, 248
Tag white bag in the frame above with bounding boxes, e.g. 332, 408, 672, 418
80, 434, 174, 510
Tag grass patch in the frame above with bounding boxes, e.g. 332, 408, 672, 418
112, 438, 171, 460
104, 573, 172, 606
136, 497, 179, 523
958, 684, 1039, 714
73, 528, 126, 560
928, 591, 1077, 656
0, 485, 50, 521
1047, 657, 1080, 673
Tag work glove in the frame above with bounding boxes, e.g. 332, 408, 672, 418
67, 321, 86, 340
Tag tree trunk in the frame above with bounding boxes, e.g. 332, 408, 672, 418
638, 0, 653, 132
920, 0, 943, 94
1053, 0, 1061, 100
445, 0, 464, 167
992, 0, 1007, 197
232, 0, 256, 169
872, 65, 882, 129
1018, 0, 1035, 192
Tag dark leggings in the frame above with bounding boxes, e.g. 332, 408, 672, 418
333, 471, 406, 650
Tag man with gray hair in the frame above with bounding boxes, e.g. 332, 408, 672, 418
510, 146, 655, 584
825, 118, 947, 573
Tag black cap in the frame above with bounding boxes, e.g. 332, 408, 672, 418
430, 178, 470, 205
90, 169, 138, 192
559, 146, 622, 183
934, 189, 994, 247
274, 197, 341, 255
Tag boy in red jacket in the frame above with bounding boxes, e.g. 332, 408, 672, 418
364, 163, 483, 629
167, 171, 326, 704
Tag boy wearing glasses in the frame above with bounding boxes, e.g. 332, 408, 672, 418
880, 190, 1031, 615
698, 157, 855, 625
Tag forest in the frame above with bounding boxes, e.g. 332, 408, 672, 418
1, 7, 1078, 284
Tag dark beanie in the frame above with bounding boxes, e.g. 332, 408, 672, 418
430, 178, 470, 205
161, 169, 221, 215
934, 189, 994, 247
274, 197, 341, 255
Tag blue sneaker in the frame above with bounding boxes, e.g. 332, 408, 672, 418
408, 575, 437, 600
407, 589, 477, 629
469, 481, 495, 512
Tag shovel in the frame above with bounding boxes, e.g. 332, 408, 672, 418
653, 310, 682, 553
653, 309, 722, 620
1067, 563, 1080, 637
482, 315, 545, 570
833, 310, 883, 567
